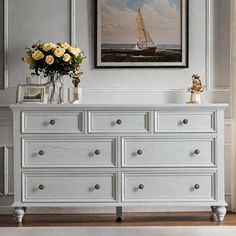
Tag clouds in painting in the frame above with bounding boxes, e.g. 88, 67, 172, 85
101, 0, 181, 45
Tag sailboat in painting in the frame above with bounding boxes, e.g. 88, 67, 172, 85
135, 8, 156, 53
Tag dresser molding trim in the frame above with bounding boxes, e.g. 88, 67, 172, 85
21, 137, 118, 168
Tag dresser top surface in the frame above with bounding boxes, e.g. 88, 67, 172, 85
9, 103, 228, 110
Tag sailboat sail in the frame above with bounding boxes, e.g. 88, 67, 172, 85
136, 8, 155, 49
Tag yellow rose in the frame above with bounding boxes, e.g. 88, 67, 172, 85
60, 42, 70, 50
54, 47, 65, 58
50, 43, 58, 49
75, 47, 82, 55
80, 52, 85, 60
45, 55, 54, 65
68, 47, 79, 56
32, 50, 44, 60
63, 53, 71, 62
42, 43, 53, 52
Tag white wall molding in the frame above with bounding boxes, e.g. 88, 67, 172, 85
209, 88, 232, 92
204, 0, 226, 92
0, 119, 12, 126
3, 146, 13, 196
0, 107, 13, 126
81, 88, 232, 93
205, 0, 211, 91
0, 146, 13, 196
0, 147, 3, 196
225, 119, 232, 124
230, 0, 236, 211
3, 0, 8, 90
70, 0, 76, 46
225, 119, 233, 146
207, 0, 231, 92
82, 88, 190, 92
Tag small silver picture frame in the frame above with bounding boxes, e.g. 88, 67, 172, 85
17, 84, 47, 104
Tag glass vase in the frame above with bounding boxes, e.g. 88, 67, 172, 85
47, 75, 63, 104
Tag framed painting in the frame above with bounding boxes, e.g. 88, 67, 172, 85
95, 0, 189, 68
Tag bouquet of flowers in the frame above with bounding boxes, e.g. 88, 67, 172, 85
23, 42, 85, 82
23, 42, 85, 103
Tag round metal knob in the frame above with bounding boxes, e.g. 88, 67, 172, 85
95, 150, 100, 155
38, 150, 44, 156
138, 184, 144, 190
116, 119, 122, 125
38, 185, 44, 190
50, 120, 56, 125
194, 184, 200, 190
137, 150, 143, 155
194, 149, 200, 155
183, 119, 189, 125
94, 184, 100, 190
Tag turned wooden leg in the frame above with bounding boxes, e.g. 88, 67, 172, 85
116, 206, 122, 222
215, 206, 227, 222
14, 207, 26, 223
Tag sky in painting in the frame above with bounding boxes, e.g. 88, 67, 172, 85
101, 0, 181, 45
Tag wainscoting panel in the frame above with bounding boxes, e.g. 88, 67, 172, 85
0, 147, 4, 195
0, 146, 13, 196
0, 0, 4, 90
7, 0, 71, 88
208, 0, 231, 90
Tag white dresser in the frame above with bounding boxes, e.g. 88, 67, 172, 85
10, 104, 228, 223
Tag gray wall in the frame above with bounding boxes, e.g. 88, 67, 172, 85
0, 0, 232, 212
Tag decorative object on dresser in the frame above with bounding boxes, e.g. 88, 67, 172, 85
187, 74, 205, 104
16, 85, 47, 104
22, 42, 85, 104
95, 0, 189, 68
70, 66, 83, 104
10, 104, 228, 223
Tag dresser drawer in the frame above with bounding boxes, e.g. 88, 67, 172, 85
22, 172, 117, 203
22, 111, 84, 133
123, 172, 215, 202
22, 138, 117, 168
88, 111, 150, 133
155, 111, 216, 133
122, 138, 215, 167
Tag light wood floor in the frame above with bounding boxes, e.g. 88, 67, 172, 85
0, 212, 236, 227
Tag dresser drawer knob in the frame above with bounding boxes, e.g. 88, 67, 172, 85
94, 184, 101, 190
38, 150, 45, 156
194, 149, 200, 155
94, 150, 101, 155
194, 184, 200, 190
183, 119, 189, 125
137, 150, 143, 155
116, 119, 122, 125
138, 184, 144, 190
38, 185, 44, 190
50, 120, 56, 125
